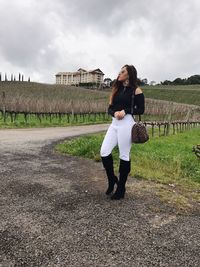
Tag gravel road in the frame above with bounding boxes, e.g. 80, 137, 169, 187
0, 125, 199, 267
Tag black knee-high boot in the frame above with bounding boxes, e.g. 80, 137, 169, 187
111, 158, 131, 200
101, 153, 119, 195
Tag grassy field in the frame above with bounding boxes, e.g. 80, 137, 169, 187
55, 126, 200, 212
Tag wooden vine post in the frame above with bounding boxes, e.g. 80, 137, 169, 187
2, 91, 6, 122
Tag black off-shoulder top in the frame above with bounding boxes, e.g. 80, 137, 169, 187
107, 85, 145, 117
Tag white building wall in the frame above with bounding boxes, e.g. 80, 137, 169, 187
55, 69, 104, 85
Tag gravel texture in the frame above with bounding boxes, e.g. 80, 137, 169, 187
0, 125, 199, 267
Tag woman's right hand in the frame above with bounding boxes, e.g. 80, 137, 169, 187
114, 111, 123, 120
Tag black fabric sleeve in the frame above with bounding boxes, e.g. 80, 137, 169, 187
124, 93, 145, 115
107, 104, 115, 117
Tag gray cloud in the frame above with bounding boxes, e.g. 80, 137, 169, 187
0, 0, 199, 83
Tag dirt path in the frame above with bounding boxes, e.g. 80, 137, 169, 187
0, 125, 199, 267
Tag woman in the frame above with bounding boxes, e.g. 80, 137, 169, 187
100, 64, 145, 200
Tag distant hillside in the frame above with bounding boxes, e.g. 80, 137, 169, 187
0, 81, 110, 113
0, 81, 107, 100
141, 84, 200, 106
0, 81, 200, 106
0, 81, 199, 121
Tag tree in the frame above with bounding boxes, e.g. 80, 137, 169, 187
187, 75, 200, 84
173, 78, 184, 85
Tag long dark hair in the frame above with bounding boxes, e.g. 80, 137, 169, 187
109, 64, 138, 105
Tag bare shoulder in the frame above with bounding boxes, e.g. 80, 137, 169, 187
135, 87, 143, 95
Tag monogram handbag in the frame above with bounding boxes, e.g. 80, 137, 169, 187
131, 89, 149, 144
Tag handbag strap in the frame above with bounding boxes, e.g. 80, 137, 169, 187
131, 88, 141, 122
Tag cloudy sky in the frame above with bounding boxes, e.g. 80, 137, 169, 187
0, 0, 199, 84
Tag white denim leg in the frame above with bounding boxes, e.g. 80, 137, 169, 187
117, 115, 136, 161
100, 123, 118, 157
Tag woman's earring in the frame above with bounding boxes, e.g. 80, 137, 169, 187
124, 78, 129, 86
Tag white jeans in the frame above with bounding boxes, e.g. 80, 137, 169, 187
100, 114, 136, 161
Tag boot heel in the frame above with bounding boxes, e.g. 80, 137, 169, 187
111, 188, 125, 200
105, 175, 118, 195
121, 188, 126, 198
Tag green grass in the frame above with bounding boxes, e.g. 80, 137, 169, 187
0, 113, 111, 129
55, 126, 200, 212
55, 127, 200, 187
